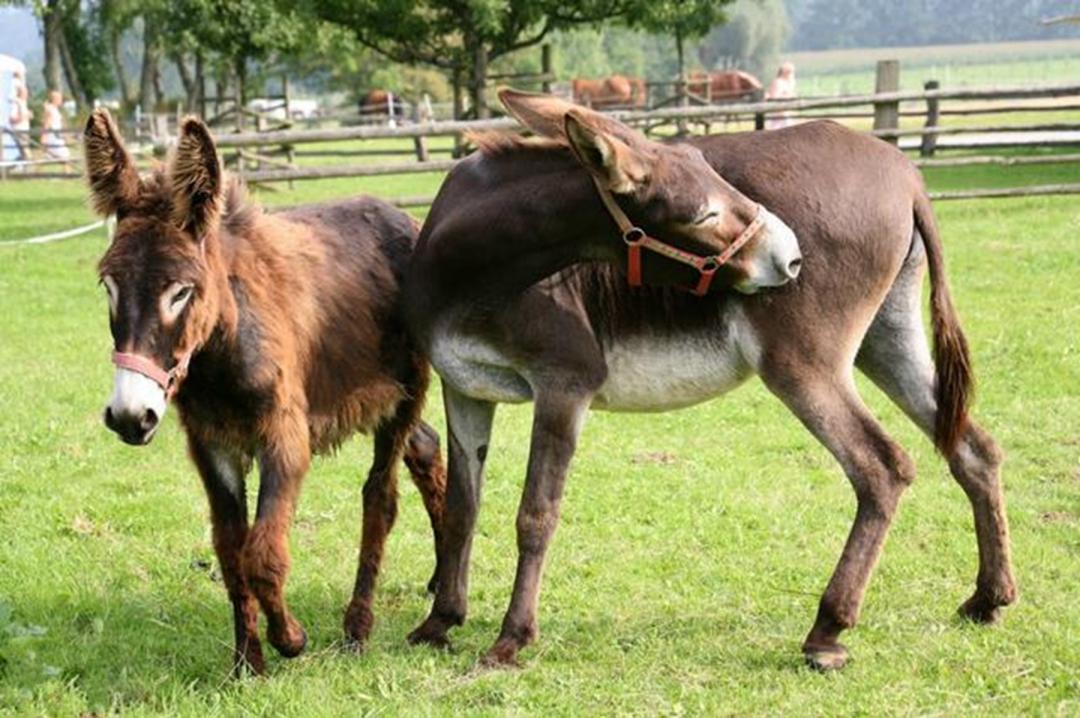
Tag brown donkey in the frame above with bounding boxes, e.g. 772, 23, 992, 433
86, 110, 446, 675
403, 90, 1016, 670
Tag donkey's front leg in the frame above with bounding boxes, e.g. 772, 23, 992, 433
243, 409, 311, 659
481, 392, 591, 668
765, 372, 916, 671
187, 437, 263, 676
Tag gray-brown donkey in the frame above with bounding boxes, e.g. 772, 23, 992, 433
403, 90, 1016, 670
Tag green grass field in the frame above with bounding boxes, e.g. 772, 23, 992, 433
1, 159, 1078, 716
790, 38, 1080, 96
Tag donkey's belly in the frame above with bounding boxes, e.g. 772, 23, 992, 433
593, 332, 754, 411
429, 313, 758, 411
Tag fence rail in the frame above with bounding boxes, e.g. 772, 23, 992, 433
5, 72, 1080, 207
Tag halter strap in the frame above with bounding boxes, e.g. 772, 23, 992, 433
591, 176, 764, 296
112, 349, 193, 400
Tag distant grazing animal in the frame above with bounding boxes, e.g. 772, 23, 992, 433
84, 109, 446, 676
687, 69, 762, 102
403, 90, 1015, 671
360, 89, 405, 122
572, 75, 647, 109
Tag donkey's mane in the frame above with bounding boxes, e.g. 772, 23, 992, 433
134, 166, 261, 236
466, 130, 566, 156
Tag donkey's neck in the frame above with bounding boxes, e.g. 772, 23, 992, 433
410, 150, 619, 312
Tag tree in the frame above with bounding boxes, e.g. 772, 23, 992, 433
698, 0, 791, 80
301, 0, 640, 119
166, 0, 303, 124
632, 0, 733, 112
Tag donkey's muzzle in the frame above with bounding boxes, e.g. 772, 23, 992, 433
104, 404, 160, 445
104, 367, 168, 445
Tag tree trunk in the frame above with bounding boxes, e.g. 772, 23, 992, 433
195, 51, 206, 118
42, 0, 63, 93
470, 43, 489, 119
451, 66, 464, 156
234, 60, 246, 131
139, 23, 160, 111
676, 29, 688, 134
173, 52, 196, 111
111, 31, 133, 106
58, 26, 88, 107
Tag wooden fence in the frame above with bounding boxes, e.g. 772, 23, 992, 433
5, 67, 1079, 205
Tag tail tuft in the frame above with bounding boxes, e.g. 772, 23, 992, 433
915, 192, 973, 455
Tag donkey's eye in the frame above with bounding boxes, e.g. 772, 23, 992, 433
102, 275, 119, 317
171, 285, 193, 306
161, 282, 194, 323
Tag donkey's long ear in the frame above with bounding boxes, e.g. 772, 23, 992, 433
498, 87, 576, 141
170, 116, 223, 239
83, 108, 140, 216
564, 110, 652, 195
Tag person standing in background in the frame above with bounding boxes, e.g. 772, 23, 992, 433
40, 90, 71, 170
9, 81, 32, 161
765, 62, 797, 129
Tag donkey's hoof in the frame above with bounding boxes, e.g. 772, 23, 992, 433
271, 625, 308, 659
407, 621, 452, 650
958, 594, 1002, 625
803, 643, 849, 672
232, 642, 267, 678
344, 602, 375, 648
479, 639, 522, 669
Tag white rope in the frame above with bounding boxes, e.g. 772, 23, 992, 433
0, 219, 106, 246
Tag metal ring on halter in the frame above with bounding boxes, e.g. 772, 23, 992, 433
623, 227, 646, 244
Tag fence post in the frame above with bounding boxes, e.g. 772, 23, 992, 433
921, 79, 940, 157
282, 74, 295, 188
753, 88, 765, 131
413, 102, 430, 162
541, 44, 552, 94
873, 59, 900, 145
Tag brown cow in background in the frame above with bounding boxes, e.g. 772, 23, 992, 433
687, 70, 762, 102
359, 89, 405, 122
572, 75, 647, 109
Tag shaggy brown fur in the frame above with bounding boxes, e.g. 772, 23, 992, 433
87, 109, 446, 676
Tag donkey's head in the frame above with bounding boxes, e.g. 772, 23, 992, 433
87, 109, 228, 445
499, 89, 801, 294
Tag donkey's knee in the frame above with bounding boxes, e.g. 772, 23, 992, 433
241, 521, 290, 592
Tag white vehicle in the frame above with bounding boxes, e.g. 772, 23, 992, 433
248, 97, 319, 121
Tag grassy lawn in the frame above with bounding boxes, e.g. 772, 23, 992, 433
790, 39, 1080, 96
1, 161, 1078, 715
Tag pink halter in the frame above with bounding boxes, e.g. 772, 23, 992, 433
112, 349, 193, 399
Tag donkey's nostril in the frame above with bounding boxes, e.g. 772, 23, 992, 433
140, 408, 159, 432
104, 406, 115, 429
785, 256, 803, 279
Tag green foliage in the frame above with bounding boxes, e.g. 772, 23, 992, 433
167, 0, 303, 74
631, 0, 730, 42
59, 1, 114, 102
698, 0, 791, 79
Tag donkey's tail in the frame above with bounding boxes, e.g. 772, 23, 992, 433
913, 189, 972, 455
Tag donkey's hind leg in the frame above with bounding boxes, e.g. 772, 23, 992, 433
856, 243, 1017, 623
408, 385, 495, 649
403, 419, 447, 595
343, 404, 411, 648
762, 368, 917, 671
